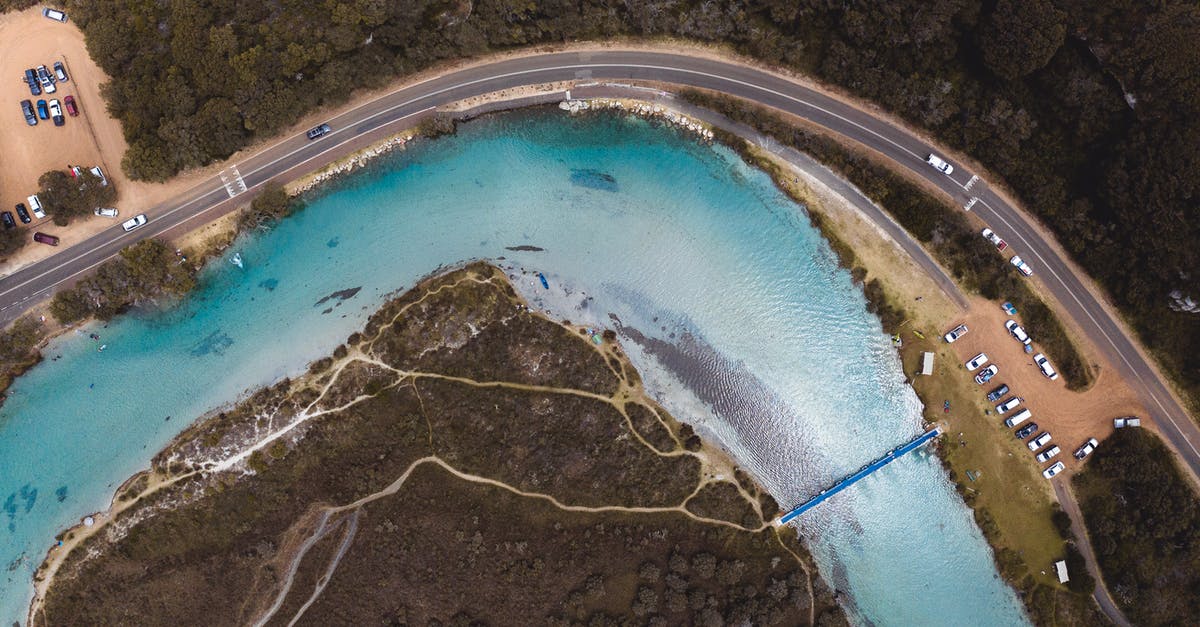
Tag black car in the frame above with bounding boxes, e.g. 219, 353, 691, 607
1014, 423, 1039, 439
14, 203, 31, 224
1, 211, 14, 229
24, 68, 40, 95
306, 123, 331, 140
20, 100, 37, 126
53, 61, 68, 82
985, 384, 1009, 403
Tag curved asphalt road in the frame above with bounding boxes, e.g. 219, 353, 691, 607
3, 50, 1194, 477
0, 48, 1196, 583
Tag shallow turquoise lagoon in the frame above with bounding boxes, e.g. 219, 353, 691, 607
0, 111, 1027, 625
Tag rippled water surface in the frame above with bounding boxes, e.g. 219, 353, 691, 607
0, 111, 1027, 625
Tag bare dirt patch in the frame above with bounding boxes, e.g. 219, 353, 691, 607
945, 297, 1146, 473
0, 7, 217, 274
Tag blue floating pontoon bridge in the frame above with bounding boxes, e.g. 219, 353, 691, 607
779, 427, 941, 524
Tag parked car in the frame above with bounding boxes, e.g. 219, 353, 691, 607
24, 68, 40, 95
122, 214, 147, 232
943, 324, 969, 343
32, 232, 59, 246
1113, 416, 1142, 428
68, 165, 83, 178
36, 66, 55, 94
1, 211, 14, 229
986, 384, 1010, 403
306, 123, 332, 140
965, 352, 989, 371
14, 203, 31, 224
27, 195, 45, 219
1010, 255, 1034, 276
1074, 438, 1099, 460
63, 94, 77, 116
1004, 320, 1031, 345
1002, 302, 1018, 315
36, 99, 48, 120
90, 166, 108, 186
974, 364, 998, 385
1042, 461, 1065, 479
1034, 353, 1059, 380
20, 99, 37, 126
1036, 446, 1061, 463
48, 99, 63, 126
1028, 432, 1052, 451
1004, 408, 1032, 428
1014, 423, 1039, 439
982, 228, 1007, 251
996, 397, 1023, 414
926, 154, 953, 175
53, 61, 68, 82
42, 7, 67, 22
94, 207, 118, 218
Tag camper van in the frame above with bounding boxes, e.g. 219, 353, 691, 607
1004, 409, 1033, 429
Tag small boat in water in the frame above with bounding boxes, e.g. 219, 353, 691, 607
231, 252, 243, 269
538, 272, 549, 289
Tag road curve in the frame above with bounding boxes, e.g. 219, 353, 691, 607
0, 44, 1196, 518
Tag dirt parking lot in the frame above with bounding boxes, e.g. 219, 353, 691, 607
0, 7, 131, 269
946, 297, 1148, 473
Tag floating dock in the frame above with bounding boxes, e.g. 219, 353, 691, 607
779, 427, 941, 524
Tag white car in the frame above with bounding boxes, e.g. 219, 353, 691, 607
1035, 446, 1060, 463
965, 353, 989, 371
1028, 432, 1052, 451
995, 397, 1022, 414
94, 207, 118, 218
1042, 461, 1065, 479
122, 214, 147, 232
982, 228, 1007, 251
1010, 255, 1034, 276
1004, 320, 1031, 345
926, 154, 953, 175
1034, 353, 1059, 380
1113, 416, 1142, 428
1074, 438, 1099, 460
974, 364, 999, 385
943, 324, 969, 343
90, 166, 108, 186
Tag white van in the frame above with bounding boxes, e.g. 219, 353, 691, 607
996, 397, 1022, 414
26, 194, 45, 219
1004, 409, 1032, 429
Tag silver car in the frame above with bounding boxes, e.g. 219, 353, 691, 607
122, 214, 148, 232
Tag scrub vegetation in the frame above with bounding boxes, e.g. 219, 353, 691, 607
36, 170, 116, 226
0, 316, 44, 395
48, 239, 196, 324
58, 0, 1200, 408
1073, 428, 1200, 626
36, 263, 841, 626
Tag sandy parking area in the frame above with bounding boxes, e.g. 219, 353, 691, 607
0, 8, 129, 267
945, 298, 1147, 472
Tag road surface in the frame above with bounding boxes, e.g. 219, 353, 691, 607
0, 46, 1195, 541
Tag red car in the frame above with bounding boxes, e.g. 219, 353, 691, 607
63, 95, 78, 116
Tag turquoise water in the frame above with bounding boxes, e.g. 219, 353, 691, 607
0, 111, 1027, 625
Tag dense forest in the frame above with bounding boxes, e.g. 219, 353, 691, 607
60, 0, 1199, 402
1074, 429, 1200, 625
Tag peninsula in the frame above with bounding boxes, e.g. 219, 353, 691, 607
32, 263, 841, 626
